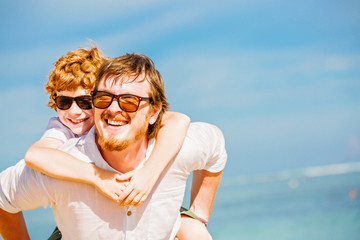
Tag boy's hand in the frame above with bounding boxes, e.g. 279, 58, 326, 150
92, 166, 129, 202
116, 167, 158, 206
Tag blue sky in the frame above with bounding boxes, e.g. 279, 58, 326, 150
0, 0, 359, 177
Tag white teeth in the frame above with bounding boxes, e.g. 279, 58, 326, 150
107, 119, 127, 126
70, 119, 86, 123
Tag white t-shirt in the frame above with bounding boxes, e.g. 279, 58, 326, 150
0, 122, 227, 240
41, 117, 79, 143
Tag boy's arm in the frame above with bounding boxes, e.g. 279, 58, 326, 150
0, 209, 30, 240
118, 111, 190, 206
25, 138, 127, 202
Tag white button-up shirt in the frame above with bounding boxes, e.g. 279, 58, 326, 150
41, 117, 78, 142
0, 122, 227, 240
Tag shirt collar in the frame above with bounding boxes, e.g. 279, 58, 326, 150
82, 126, 155, 174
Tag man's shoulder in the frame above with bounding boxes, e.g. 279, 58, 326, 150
173, 122, 226, 172
187, 122, 224, 140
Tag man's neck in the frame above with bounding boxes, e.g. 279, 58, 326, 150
98, 138, 149, 173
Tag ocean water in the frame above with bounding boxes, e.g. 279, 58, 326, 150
3, 171, 360, 239
208, 172, 360, 240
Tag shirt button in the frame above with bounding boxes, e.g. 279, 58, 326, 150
127, 211, 132, 216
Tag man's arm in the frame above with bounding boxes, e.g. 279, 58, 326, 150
189, 169, 223, 222
0, 209, 30, 240
187, 123, 226, 220
176, 122, 226, 239
0, 160, 53, 239
176, 170, 223, 240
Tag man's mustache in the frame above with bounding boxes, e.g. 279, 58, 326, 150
101, 112, 131, 122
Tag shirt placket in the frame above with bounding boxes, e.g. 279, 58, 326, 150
124, 205, 136, 239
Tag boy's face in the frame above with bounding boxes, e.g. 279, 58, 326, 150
56, 87, 94, 135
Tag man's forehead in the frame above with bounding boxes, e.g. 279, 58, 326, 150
101, 73, 146, 85
99, 73, 150, 94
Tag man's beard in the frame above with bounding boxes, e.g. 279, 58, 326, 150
98, 136, 130, 151
97, 118, 149, 152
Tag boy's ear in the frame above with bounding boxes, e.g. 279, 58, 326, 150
149, 103, 162, 125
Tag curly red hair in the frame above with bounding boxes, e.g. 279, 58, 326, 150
45, 47, 106, 110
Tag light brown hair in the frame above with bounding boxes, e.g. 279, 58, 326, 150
95, 53, 169, 139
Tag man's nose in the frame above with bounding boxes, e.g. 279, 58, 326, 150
107, 98, 123, 112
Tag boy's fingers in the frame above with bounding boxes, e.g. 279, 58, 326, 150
116, 171, 135, 181
113, 193, 121, 203
121, 181, 130, 189
118, 187, 133, 204
134, 194, 147, 207
107, 192, 120, 203
132, 193, 144, 206
119, 183, 134, 201
123, 191, 139, 206
135, 195, 147, 207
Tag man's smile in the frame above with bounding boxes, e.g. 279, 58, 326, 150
105, 119, 128, 127
101, 111, 131, 128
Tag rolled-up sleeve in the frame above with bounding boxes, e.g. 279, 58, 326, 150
202, 123, 227, 172
0, 160, 52, 213
180, 122, 227, 173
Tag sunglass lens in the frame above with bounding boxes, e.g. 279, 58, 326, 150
76, 96, 92, 109
119, 96, 140, 112
93, 92, 113, 109
56, 96, 72, 110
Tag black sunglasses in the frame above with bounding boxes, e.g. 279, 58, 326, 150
53, 95, 92, 110
91, 90, 151, 113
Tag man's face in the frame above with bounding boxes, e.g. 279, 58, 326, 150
94, 74, 158, 151
56, 87, 94, 135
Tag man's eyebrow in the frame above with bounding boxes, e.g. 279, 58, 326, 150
95, 89, 137, 95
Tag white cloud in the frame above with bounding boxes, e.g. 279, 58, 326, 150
324, 56, 357, 72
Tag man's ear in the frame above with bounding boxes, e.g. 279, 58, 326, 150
149, 103, 162, 125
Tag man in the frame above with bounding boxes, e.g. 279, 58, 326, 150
0, 54, 227, 239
